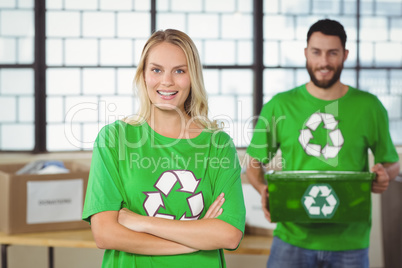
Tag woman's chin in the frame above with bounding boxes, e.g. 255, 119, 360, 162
153, 103, 185, 114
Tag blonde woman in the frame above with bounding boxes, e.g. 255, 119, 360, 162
82, 29, 246, 267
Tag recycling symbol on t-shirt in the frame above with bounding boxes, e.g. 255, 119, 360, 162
143, 170, 204, 220
298, 113, 344, 159
302, 184, 339, 219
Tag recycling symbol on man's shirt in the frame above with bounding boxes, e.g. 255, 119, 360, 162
143, 170, 204, 220
298, 113, 344, 159
302, 184, 339, 219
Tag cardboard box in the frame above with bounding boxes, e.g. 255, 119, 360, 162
265, 171, 375, 223
0, 161, 90, 234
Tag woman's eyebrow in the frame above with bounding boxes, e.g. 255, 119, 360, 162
149, 63, 188, 68
174, 64, 188, 68
148, 63, 162, 67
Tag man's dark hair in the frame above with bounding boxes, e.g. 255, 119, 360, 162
307, 19, 347, 49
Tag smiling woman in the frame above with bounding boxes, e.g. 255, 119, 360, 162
82, 29, 246, 268
126, 29, 219, 134
145, 42, 191, 115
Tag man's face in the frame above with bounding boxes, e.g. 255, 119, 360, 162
305, 32, 349, 89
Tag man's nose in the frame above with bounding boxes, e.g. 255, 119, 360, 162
319, 54, 330, 66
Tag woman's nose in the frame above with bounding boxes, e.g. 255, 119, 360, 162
161, 73, 174, 86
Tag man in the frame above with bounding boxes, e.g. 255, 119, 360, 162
246, 19, 400, 268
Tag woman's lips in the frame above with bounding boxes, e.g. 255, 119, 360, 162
157, 90, 178, 100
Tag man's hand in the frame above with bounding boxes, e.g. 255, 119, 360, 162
246, 156, 272, 222
259, 185, 271, 222
371, 163, 390, 194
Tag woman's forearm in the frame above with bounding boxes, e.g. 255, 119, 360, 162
91, 211, 197, 255
118, 193, 243, 250
141, 216, 243, 250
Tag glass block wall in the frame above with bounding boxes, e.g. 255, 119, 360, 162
46, 0, 253, 150
263, 0, 359, 100
0, 0, 35, 150
45, 0, 150, 150
358, 0, 402, 144
263, 0, 402, 144
0, 0, 401, 151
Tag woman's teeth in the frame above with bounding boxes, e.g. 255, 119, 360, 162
158, 91, 178, 96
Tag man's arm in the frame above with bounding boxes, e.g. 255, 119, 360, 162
246, 156, 271, 222
371, 162, 400, 193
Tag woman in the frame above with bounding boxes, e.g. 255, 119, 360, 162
82, 29, 246, 267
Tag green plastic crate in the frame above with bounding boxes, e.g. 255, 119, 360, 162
265, 171, 376, 223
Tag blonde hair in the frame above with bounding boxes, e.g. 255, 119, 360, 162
124, 29, 219, 130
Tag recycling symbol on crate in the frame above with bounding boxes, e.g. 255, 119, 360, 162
298, 113, 344, 159
143, 170, 204, 220
302, 184, 339, 219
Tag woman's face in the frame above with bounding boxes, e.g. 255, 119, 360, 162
144, 42, 191, 115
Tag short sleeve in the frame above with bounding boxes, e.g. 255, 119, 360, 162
246, 100, 280, 164
369, 98, 399, 164
209, 132, 246, 236
82, 122, 127, 223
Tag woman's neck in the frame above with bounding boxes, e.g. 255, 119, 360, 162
147, 108, 203, 139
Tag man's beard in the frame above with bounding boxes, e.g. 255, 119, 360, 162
306, 62, 343, 89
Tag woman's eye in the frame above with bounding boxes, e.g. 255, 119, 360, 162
152, 68, 161, 73
176, 69, 184, 74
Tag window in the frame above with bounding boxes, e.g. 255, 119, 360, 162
45, 0, 150, 151
0, 0, 401, 152
262, 0, 402, 144
0, 0, 35, 150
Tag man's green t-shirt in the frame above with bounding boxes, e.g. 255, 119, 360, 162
83, 120, 246, 267
247, 85, 399, 251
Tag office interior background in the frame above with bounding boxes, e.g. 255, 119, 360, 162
0, 0, 401, 268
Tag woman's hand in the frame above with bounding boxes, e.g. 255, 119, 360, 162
118, 208, 145, 232
203, 193, 225, 219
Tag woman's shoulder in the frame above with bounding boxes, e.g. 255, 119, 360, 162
97, 120, 145, 138
98, 120, 127, 134
207, 129, 235, 147
95, 120, 148, 149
